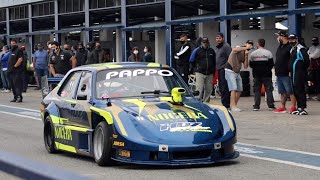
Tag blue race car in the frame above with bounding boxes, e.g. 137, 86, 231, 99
40, 62, 238, 166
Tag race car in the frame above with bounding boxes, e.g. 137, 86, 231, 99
40, 62, 238, 166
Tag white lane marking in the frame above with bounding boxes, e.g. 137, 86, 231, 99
238, 142, 320, 157
241, 154, 320, 171
0, 110, 41, 121
18, 111, 41, 117
235, 146, 263, 154
0, 104, 39, 112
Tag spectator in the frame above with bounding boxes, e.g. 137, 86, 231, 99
7, 39, 24, 103
1, 45, 11, 93
143, 46, 154, 62
249, 39, 275, 111
225, 40, 252, 112
63, 43, 70, 51
86, 42, 97, 65
288, 34, 310, 115
75, 42, 88, 67
71, 45, 77, 56
49, 41, 77, 77
214, 32, 232, 109
273, 30, 297, 114
94, 41, 106, 63
190, 37, 216, 102
307, 37, 320, 101
174, 34, 191, 84
128, 47, 141, 62
189, 37, 203, 73
20, 46, 29, 92
34, 44, 49, 89
105, 49, 112, 62
32, 45, 40, 90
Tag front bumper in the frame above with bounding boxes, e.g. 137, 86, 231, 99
112, 142, 239, 166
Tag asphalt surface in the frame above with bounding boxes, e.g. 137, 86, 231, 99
0, 89, 320, 180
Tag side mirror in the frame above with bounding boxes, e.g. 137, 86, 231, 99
77, 94, 87, 100
193, 90, 200, 96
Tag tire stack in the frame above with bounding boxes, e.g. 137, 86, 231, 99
240, 71, 250, 97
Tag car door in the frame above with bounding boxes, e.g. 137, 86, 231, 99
69, 71, 93, 128
56, 71, 82, 125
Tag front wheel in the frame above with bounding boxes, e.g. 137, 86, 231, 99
93, 121, 114, 166
43, 116, 58, 153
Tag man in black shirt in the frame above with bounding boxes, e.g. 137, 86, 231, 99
7, 39, 24, 103
273, 30, 297, 114
174, 34, 191, 83
49, 41, 77, 77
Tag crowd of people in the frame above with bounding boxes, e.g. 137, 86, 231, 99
0, 30, 319, 116
175, 30, 319, 115
0, 40, 115, 102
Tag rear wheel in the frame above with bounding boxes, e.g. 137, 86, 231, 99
44, 116, 58, 153
93, 121, 114, 166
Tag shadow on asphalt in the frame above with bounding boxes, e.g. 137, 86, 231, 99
116, 160, 240, 170
54, 151, 240, 169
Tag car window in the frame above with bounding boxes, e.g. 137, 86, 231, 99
58, 71, 82, 99
95, 67, 191, 99
76, 71, 92, 101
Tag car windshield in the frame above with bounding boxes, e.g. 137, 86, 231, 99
95, 67, 191, 99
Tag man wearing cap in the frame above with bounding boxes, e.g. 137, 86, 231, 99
288, 34, 310, 115
190, 37, 216, 102
175, 34, 191, 83
33, 44, 48, 89
224, 40, 253, 112
307, 37, 320, 101
273, 30, 297, 114
249, 39, 275, 111
214, 32, 232, 109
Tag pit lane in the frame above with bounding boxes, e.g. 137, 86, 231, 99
0, 90, 320, 180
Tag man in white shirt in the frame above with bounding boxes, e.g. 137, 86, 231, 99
307, 37, 320, 101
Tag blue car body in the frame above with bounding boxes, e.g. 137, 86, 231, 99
41, 62, 239, 166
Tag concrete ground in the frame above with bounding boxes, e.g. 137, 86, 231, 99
0, 89, 320, 180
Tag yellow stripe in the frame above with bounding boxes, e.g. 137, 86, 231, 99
90, 106, 113, 124
107, 106, 128, 136
55, 142, 77, 153
122, 99, 146, 116
207, 104, 235, 131
65, 100, 77, 104
50, 115, 60, 124
147, 63, 160, 67
104, 64, 123, 69
184, 104, 201, 112
64, 125, 89, 132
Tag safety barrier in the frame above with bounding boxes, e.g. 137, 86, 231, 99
0, 150, 90, 180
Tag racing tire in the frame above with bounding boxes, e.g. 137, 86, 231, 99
93, 121, 115, 166
44, 116, 59, 153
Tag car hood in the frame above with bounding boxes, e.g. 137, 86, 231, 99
109, 98, 224, 145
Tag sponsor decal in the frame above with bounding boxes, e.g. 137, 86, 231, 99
113, 141, 125, 147
55, 126, 72, 140
119, 150, 130, 158
160, 122, 212, 133
105, 69, 173, 80
148, 112, 208, 121
112, 134, 118, 138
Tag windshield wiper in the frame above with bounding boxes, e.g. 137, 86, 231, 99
141, 90, 170, 95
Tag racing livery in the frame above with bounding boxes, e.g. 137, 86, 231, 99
40, 62, 239, 166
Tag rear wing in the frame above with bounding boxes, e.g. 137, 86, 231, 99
41, 76, 63, 99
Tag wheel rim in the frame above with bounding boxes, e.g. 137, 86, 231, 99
94, 127, 105, 160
